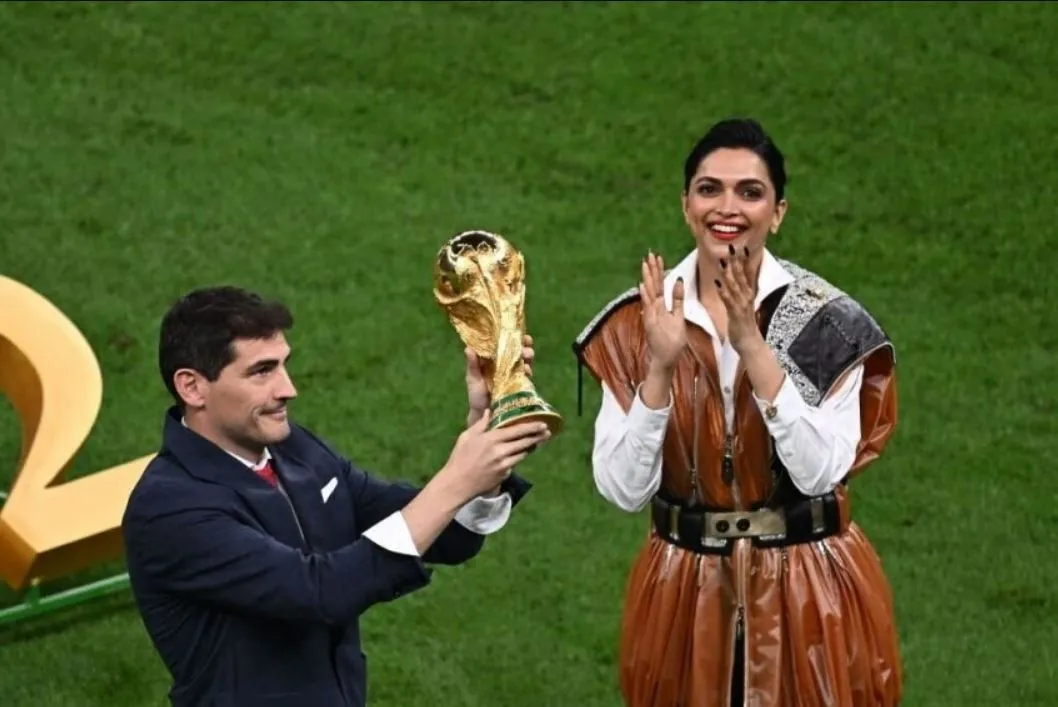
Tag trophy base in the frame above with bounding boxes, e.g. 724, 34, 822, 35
488, 391, 563, 436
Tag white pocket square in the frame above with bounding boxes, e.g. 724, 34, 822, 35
321, 477, 338, 502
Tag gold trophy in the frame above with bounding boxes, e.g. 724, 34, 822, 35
433, 230, 563, 435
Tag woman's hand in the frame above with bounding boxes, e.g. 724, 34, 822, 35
640, 252, 687, 371
716, 244, 763, 354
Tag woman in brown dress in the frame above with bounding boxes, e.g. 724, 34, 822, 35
572, 118, 902, 706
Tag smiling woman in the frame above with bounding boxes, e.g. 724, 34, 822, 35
573, 118, 901, 706
681, 121, 788, 306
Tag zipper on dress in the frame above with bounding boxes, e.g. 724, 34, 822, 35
729, 557, 748, 706
690, 370, 704, 578
689, 373, 701, 506
729, 362, 747, 705
639, 376, 696, 505
722, 434, 734, 486
731, 543, 749, 706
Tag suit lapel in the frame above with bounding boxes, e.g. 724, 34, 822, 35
271, 448, 332, 552
240, 479, 309, 551
160, 407, 309, 551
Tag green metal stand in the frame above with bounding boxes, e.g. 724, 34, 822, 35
0, 572, 130, 626
0, 491, 132, 627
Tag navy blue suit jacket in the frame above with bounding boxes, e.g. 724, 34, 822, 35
122, 407, 531, 707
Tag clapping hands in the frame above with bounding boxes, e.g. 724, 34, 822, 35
640, 252, 688, 370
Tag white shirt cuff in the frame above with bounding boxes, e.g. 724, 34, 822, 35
752, 375, 803, 431
628, 383, 673, 431
362, 511, 420, 557
454, 492, 512, 535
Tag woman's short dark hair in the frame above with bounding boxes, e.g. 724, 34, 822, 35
682, 118, 787, 200
158, 286, 293, 406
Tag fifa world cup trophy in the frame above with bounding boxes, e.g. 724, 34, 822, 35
433, 230, 563, 436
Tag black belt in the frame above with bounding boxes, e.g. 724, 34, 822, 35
650, 492, 843, 556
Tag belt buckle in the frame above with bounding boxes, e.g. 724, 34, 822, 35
706, 509, 787, 539
706, 510, 745, 538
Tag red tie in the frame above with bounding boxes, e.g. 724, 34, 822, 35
255, 460, 279, 488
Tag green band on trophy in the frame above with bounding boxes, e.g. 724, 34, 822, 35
488, 391, 560, 430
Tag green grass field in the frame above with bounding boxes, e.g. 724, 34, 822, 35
1, 2, 1056, 705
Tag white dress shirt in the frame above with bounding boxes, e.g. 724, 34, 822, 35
182, 419, 512, 557
592, 248, 864, 512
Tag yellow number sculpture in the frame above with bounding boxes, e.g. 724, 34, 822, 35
0, 275, 153, 595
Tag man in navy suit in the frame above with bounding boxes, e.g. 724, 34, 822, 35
122, 286, 551, 707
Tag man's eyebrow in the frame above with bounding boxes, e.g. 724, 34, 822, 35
244, 352, 292, 372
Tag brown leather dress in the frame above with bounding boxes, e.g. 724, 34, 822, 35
575, 287, 901, 706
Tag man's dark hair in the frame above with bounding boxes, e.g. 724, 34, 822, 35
158, 286, 294, 406
682, 118, 787, 200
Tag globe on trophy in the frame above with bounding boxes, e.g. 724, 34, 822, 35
433, 230, 563, 436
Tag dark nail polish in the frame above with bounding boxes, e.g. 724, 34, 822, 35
719, 259, 727, 269
714, 279, 722, 288
743, 246, 749, 257
728, 244, 735, 255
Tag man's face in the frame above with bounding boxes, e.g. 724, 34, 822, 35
180, 333, 298, 460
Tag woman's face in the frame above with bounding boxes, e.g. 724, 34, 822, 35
681, 147, 787, 264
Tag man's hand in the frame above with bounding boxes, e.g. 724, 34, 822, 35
465, 334, 535, 427
402, 412, 550, 554
442, 412, 550, 501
